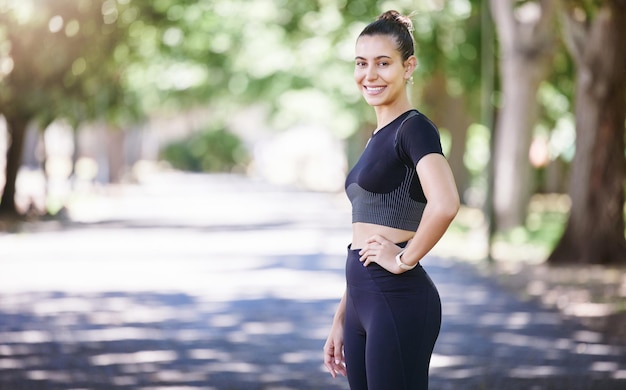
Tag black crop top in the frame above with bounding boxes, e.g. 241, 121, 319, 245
345, 110, 443, 231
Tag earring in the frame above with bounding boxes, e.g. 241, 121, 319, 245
406, 76, 414, 85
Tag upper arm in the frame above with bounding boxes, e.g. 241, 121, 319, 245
416, 153, 460, 212
396, 114, 443, 167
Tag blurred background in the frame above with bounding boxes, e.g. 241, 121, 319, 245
0, 0, 626, 388
1, 0, 625, 265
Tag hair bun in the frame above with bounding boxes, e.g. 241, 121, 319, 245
360, 9, 416, 60
377, 10, 414, 32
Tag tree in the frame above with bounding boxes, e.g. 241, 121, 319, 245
411, 0, 484, 202
0, 0, 492, 217
0, 0, 134, 216
489, 0, 558, 230
548, 0, 626, 265
0, 2, 77, 216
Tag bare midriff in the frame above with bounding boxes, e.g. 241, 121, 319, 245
351, 222, 415, 250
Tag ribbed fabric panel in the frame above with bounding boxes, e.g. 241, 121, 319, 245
346, 166, 426, 232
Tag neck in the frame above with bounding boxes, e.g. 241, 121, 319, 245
373, 102, 413, 132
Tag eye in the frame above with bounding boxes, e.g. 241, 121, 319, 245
355, 61, 367, 68
377, 61, 389, 67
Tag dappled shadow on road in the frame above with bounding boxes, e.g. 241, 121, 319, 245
1, 256, 625, 389
427, 258, 626, 390
0, 290, 348, 390
1, 170, 625, 389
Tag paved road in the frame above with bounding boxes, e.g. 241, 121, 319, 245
0, 173, 625, 389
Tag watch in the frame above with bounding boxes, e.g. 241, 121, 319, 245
395, 249, 417, 270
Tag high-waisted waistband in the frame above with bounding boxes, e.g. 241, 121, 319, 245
348, 241, 409, 251
346, 243, 436, 294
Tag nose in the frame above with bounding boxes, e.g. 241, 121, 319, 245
366, 65, 377, 81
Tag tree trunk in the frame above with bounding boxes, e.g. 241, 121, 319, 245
490, 0, 557, 230
107, 127, 126, 183
0, 115, 30, 216
548, 2, 626, 265
421, 71, 471, 202
493, 59, 549, 228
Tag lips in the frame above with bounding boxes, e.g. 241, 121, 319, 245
363, 85, 386, 95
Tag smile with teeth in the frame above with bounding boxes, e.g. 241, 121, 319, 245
364, 85, 386, 94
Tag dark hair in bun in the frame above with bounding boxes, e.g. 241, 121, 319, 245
359, 10, 415, 61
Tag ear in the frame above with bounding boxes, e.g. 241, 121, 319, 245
404, 55, 417, 78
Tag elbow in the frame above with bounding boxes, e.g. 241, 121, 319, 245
445, 202, 460, 224
439, 195, 460, 224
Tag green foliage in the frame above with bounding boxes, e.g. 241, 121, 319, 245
412, 0, 483, 99
0, 0, 144, 126
562, 0, 604, 17
0, 0, 491, 138
0, 0, 578, 177
448, 196, 568, 258
159, 127, 249, 173
493, 195, 568, 251
463, 122, 491, 192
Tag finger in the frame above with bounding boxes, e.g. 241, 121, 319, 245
324, 359, 333, 371
324, 350, 332, 366
334, 343, 344, 365
327, 363, 337, 378
332, 345, 347, 377
323, 344, 333, 363
370, 234, 390, 244
336, 361, 347, 376
366, 235, 381, 244
327, 358, 341, 378
324, 360, 335, 377
360, 251, 375, 263
323, 350, 337, 377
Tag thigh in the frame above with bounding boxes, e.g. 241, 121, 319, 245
344, 289, 368, 390
365, 286, 441, 390
364, 306, 408, 389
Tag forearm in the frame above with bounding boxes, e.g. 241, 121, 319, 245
401, 201, 458, 267
397, 154, 460, 268
332, 289, 347, 325
324, 289, 348, 378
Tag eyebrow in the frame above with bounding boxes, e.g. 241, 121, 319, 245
355, 55, 392, 61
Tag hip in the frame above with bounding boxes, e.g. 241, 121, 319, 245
345, 245, 439, 296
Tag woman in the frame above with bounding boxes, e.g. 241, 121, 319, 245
323, 10, 460, 390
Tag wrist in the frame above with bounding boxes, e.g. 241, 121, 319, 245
333, 311, 345, 324
395, 249, 417, 270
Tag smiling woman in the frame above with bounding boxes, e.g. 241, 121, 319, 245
354, 34, 416, 118
323, 10, 460, 390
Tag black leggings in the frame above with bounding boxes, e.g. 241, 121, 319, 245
344, 244, 441, 390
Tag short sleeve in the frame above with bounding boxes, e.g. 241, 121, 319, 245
395, 112, 444, 167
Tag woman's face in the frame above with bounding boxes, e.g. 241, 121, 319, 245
354, 34, 414, 108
